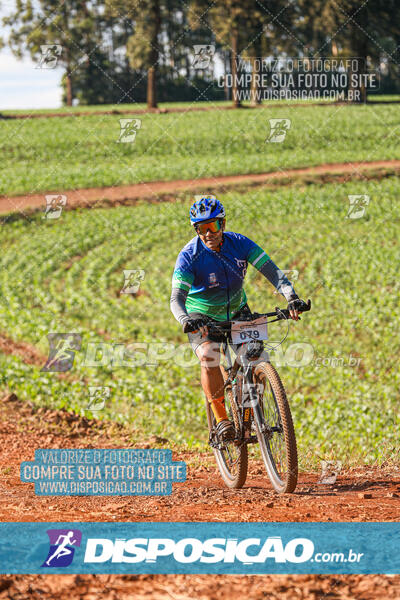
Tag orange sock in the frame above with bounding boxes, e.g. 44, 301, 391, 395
209, 395, 228, 423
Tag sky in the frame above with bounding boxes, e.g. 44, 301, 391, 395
0, 1, 63, 110
1, 49, 64, 110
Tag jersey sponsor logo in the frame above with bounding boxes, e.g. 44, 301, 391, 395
234, 258, 247, 278
208, 272, 219, 288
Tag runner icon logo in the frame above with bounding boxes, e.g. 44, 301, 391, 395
192, 45, 215, 69
266, 119, 291, 143
36, 45, 62, 69
120, 269, 146, 294
117, 118, 142, 144
347, 195, 370, 219
41, 333, 82, 372
86, 386, 110, 411
273, 269, 299, 295
44, 194, 67, 219
41, 529, 82, 568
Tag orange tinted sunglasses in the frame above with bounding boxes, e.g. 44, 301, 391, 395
195, 219, 222, 235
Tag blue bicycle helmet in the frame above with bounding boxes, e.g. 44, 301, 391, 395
189, 196, 225, 225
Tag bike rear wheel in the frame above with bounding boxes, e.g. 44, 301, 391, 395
252, 361, 298, 493
206, 365, 248, 489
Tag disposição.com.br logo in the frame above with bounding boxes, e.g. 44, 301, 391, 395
38, 530, 364, 569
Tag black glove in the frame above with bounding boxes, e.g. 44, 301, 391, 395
287, 296, 309, 313
182, 317, 208, 334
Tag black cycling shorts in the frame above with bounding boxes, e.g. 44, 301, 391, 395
187, 303, 253, 354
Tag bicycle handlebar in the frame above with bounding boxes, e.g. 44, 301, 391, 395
194, 299, 312, 334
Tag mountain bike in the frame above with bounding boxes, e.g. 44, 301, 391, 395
205, 300, 311, 493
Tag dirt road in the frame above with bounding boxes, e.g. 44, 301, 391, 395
0, 393, 399, 598
1, 160, 399, 216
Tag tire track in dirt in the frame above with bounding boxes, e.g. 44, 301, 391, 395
1, 160, 399, 216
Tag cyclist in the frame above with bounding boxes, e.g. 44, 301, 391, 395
170, 196, 307, 440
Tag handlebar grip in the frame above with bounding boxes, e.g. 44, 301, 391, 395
183, 324, 200, 334
275, 299, 312, 320
288, 299, 311, 313
183, 319, 208, 334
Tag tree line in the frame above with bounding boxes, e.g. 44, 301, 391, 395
3, 0, 400, 107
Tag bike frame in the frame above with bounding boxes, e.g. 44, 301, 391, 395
221, 336, 268, 445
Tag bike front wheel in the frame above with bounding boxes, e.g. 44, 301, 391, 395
252, 361, 298, 493
206, 365, 248, 489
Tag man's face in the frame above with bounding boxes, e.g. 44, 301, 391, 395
196, 218, 225, 251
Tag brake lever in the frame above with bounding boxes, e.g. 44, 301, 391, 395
275, 306, 289, 321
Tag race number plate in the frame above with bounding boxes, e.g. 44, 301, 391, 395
231, 317, 268, 344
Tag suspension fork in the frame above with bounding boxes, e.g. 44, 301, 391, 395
243, 364, 265, 433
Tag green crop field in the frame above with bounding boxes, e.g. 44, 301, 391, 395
1, 101, 399, 196
1, 175, 398, 467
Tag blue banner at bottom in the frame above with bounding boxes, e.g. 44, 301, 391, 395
0, 522, 398, 574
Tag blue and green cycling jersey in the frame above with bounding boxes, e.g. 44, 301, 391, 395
171, 231, 272, 321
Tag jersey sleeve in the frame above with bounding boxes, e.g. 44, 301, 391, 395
241, 234, 297, 299
171, 250, 195, 291
241, 235, 271, 269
